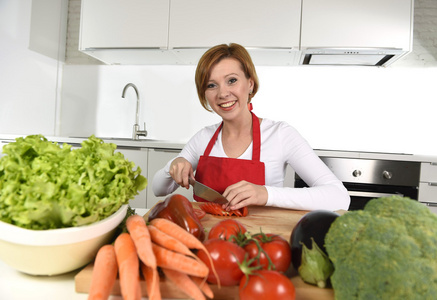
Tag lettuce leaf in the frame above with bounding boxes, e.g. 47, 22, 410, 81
0, 135, 147, 230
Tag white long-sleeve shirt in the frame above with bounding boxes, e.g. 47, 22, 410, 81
152, 118, 350, 211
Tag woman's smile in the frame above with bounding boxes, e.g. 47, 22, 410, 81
219, 100, 237, 109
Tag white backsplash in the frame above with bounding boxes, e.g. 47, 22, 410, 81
60, 64, 437, 156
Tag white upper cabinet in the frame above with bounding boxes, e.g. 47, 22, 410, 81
168, 0, 301, 49
300, 0, 413, 50
79, 0, 301, 65
78, 0, 413, 66
79, 0, 169, 49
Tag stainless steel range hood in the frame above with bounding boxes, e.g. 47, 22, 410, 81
300, 48, 409, 67
298, 0, 414, 67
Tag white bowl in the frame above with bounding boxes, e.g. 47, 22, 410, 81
0, 205, 127, 276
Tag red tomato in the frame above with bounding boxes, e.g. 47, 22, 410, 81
244, 233, 292, 273
239, 270, 296, 300
197, 238, 246, 286
199, 202, 249, 217
208, 219, 247, 240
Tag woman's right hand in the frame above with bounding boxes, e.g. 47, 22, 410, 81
169, 157, 194, 189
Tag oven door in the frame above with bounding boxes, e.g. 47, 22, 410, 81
294, 179, 419, 211
342, 182, 418, 210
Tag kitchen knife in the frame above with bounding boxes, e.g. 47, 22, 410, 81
189, 178, 229, 205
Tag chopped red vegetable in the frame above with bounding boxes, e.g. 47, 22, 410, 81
193, 208, 206, 220
199, 202, 249, 217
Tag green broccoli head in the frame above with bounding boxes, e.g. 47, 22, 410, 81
325, 196, 437, 300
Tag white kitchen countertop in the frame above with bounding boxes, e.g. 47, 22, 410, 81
1, 134, 437, 162
0, 260, 94, 300
0, 134, 186, 150
0, 209, 149, 300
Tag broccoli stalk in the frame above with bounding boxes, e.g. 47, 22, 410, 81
298, 237, 334, 288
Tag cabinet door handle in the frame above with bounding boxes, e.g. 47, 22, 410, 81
429, 182, 437, 187
153, 148, 181, 153
116, 146, 143, 150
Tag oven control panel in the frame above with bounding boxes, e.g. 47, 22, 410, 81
320, 157, 420, 187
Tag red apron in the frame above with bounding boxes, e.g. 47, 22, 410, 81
194, 112, 265, 202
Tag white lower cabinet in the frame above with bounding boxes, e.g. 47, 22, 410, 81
284, 165, 295, 188
115, 147, 149, 208
419, 182, 437, 204
419, 162, 437, 204
119, 147, 194, 209
146, 148, 194, 209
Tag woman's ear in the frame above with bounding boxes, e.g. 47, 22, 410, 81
249, 78, 254, 92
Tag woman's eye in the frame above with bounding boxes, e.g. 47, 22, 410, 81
206, 83, 216, 89
228, 78, 237, 84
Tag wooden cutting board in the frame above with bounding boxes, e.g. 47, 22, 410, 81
75, 203, 336, 299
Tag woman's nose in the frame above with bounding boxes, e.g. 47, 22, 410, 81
219, 86, 230, 98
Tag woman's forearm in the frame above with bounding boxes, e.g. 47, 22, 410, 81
152, 162, 179, 197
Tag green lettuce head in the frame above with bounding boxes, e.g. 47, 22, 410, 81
0, 135, 147, 230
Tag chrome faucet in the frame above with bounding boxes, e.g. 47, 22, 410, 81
122, 83, 147, 140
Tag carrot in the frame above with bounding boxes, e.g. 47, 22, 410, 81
114, 233, 141, 300
140, 262, 161, 300
126, 215, 157, 299
152, 243, 209, 278
190, 276, 214, 299
88, 244, 118, 300
149, 218, 221, 287
148, 224, 195, 258
162, 268, 206, 300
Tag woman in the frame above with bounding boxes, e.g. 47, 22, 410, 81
153, 43, 350, 211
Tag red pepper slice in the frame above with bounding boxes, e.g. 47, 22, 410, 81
147, 194, 206, 241
193, 208, 206, 220
198, 202, 249, 217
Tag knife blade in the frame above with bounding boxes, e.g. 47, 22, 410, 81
189, 178, 229, 205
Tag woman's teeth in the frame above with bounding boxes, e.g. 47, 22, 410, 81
220, 101, 236, 108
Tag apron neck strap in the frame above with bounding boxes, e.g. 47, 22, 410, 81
251, 112, 261, 161
203, 112, 261, 161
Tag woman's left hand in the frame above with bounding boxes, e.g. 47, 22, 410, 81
222, 180, 268, 211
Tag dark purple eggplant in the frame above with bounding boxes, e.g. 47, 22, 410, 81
290, 210, 340, 270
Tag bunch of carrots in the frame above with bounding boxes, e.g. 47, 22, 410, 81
88, 215, 219, 300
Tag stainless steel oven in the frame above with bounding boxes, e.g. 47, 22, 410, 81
294, 157, 421, 210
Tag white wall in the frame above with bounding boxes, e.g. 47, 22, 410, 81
0, 0, 67, 136
60, 63, 436, 155
255, 65, 436, 155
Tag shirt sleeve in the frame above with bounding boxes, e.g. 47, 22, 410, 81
263, 121, 350, 211
151, 124, 218, 197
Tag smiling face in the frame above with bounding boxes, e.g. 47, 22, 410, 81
195, 44, 259, 112
205, 58, 254, 121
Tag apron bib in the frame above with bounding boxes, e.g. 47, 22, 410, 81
194, 112, 265, 202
